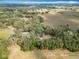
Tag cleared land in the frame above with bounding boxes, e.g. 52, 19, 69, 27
42, 12, 79, 27
8, 44, 79, 59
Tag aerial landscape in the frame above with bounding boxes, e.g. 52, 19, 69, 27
0, 0, 79, 59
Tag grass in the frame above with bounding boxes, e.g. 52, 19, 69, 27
0, 42, 8, 59
0, 30, 11, 40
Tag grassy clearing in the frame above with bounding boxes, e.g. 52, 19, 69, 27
0, 30, 11, 40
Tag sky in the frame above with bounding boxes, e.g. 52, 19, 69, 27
0, 0, 79, 4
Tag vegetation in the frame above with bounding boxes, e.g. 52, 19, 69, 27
18, 24, 79, 52
0, 7, 79, 59
0, 30, 11, 40
59, 11, 79, 18
0, 41, 8, 59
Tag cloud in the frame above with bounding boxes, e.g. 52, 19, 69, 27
23, 1, 79, 4
0, 0, 79, 4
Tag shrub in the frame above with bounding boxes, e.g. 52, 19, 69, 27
0, 41, 8, 59
63, 32, 79, 52
20, 38, 37, 51
19, 37, 64, 51
42, 37, 63, 50
32, 16, 44, 23
37, 16, 44, 23
19, 25, 79, 52
7, 18, 18, 26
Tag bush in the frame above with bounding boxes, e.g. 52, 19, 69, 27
63, 32, 79, 52
19, 25, 79, 52
19, 37, 64, 51
32, 16, 44, 23
42, 37, 63, 50
37, 16, 44, 23
20, 38, 37, 51
0, 41, 8, 59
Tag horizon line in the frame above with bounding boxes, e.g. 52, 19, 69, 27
0, 1, 79, 4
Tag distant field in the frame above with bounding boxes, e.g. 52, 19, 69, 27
59, 11, 79, 19
42, 12, 79, 28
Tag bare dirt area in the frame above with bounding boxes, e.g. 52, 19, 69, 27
41, 13, 79, 27
70, 19, 79, 25
8, 44, 79, 59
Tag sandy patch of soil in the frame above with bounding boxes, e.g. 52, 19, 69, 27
70, 19, 79, 25
8, 44, 79, 59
